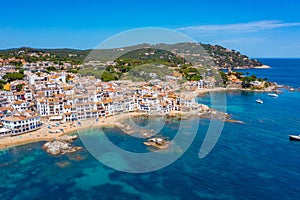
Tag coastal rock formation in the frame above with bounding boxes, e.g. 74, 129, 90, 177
198, 109, 243, 124
59, 135, 78, 142
164, 104, 242, 124
43, 141, 82, 156
199, 104, 210, 112
42, 135, 81, 156
144, 137, 170, 149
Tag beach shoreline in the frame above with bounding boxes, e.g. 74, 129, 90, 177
0, 111, 144, 150
0, 87, 276, 150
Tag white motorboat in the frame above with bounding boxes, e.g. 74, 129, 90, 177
256, 99, 263, 104
289, 135, 300, 141
268, 93, 278, 97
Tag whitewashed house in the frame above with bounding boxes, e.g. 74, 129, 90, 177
1, 112, 42, 135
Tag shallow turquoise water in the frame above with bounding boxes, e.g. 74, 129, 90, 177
0, 59, 300, 199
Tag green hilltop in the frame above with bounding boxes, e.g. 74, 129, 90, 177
0, 43, 265, 84
0, 42, 262, 68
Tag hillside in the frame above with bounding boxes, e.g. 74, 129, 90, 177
201, 44, 262, 68
0, 43, 263, 69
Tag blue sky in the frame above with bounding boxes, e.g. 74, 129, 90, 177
1, 0, 300, 57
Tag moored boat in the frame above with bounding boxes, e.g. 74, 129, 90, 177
289, 135, 300, 141
268, 93, 278, 97
256, 99, 263, 104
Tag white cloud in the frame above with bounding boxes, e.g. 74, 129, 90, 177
177, 20, 300, 33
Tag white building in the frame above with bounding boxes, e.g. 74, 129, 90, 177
250, 81, 262, 86
0, 91, 15, 102
36, 95, 65, 117
1, 112, 42, 136
0, 128, 12, 137
12, 100, 32, 112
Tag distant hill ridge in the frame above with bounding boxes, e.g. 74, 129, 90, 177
0, 42, 263, 69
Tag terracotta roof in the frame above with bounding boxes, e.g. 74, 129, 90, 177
0, 107, 13, 112
13, 100, 23, 105
2, 114, 38, 122
36, 98, 45, 103
160, 102, 168, 107
14, 92, 25, 95
102, 98, 112, 104
54, 94, 65, 98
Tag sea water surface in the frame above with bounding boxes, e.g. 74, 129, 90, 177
0, 59, 300, 200
237, 58, 300, 88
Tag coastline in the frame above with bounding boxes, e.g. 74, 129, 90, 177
196, 86, 275, 94
0, 87, 277, 150
233, 65, 271, 69
0, 112, 144, 150
253, 65, 271, 69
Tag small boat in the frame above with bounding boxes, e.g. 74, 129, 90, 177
268, 93, 278, 97
289, 135, 300, 141
256, 99, 263, 104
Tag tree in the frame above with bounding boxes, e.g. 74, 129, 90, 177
19, 69, 25, 74
46, 66, 57, 72
0, 79, 7, 90
16, 84, 23, 91
101, 70, 118, 82
219, 70, 228, 85
66, 69, 79, 74
4, 73, 25, 82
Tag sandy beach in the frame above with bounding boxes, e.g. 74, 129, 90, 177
0, 111, 144, 149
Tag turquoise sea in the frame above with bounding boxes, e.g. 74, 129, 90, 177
1, 59, 300, 200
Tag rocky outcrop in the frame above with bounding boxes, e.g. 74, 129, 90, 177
199, 104, 210, 112
198, 109, 243, 124
144, 137, 169, 149
59, 135, 78, 142
42, 135, 81, 156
